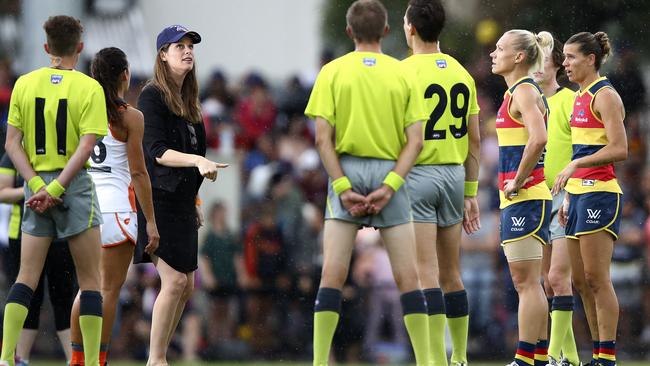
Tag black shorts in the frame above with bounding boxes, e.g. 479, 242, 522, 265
7, 238, 76, 330
135, 199, 198, 273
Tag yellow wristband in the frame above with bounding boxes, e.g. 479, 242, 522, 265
383, 171, 405, 192
464, 181, 478, 197
45, 179, 66, 198
27, 176, 46, 194
332, 176, 352, 195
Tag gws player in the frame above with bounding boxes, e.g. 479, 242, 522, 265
69, 47, 160, 366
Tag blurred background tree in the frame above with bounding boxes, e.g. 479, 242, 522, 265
322, 0, 650, 64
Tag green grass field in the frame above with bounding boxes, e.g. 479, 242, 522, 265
30, 362, 650, 366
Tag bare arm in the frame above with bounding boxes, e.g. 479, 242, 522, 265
57, 134, 98, 187
314, 117, 345, 180
463, 114, 481, 234
314, 117, 368, 216
504, 85, 547, 197
389, 121, 423, 179
366, 121, 423, 214
125, 109, 155, 224
575, 89, 627, 167
464, 114, 480, 182
156, 149, 203, 168
5, 125, 37, 184
199, 255, 217, 290
552, 89, 627, 194
125, 108, 160, 254
6, 124, 95, 189
0, 174, 23, 204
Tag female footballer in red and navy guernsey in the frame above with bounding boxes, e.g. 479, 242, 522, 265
553, 31, 627, 366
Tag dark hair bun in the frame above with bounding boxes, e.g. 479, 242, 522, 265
594, 31, 611, 59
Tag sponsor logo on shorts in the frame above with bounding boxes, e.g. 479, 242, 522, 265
586, 208, 601, 224
124, 217, 131, 225
511, 216, 526, 231
582, 179, 595, 186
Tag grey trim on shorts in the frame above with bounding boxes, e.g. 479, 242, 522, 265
549, 190, 566, 242
406, 164, 464, 226
325, 155, 412, 228
22, 170, 103, 239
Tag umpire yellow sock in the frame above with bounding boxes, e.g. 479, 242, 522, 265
562, 321, 580, 366
1, 283, 33, 366
445, 290, 469, 364
402, 290, 430, 366
313, 288, 341, 366
548, 296, 574, 361
425, 288, 448, 366
79, 291, 103, 366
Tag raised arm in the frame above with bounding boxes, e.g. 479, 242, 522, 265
139, 87, 227, 180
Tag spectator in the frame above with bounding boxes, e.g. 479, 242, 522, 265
199, 202, 244, 347
201, 70, 237, 151
241, 203, 288, 355
235, 73, 277, 150
353, 228, 408, 363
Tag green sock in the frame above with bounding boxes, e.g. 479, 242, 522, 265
79, 290, 103, 366
1, 303, 29, 366
548, 296, 578, 365
562, 324, 580, 366
404, 313, 431, 366
447, 315, 469, 364
80, 315, 102, 366
429, 314, 448, 366
548, 310, 572, 360
313, 311, 339, 366
445, 290, 469, 364
424, 288, 447, 366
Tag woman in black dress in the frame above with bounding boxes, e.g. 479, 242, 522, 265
135, 25, 227, 366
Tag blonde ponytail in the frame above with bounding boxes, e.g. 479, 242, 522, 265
505, 29, 554, 74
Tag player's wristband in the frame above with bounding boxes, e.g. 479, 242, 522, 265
332, 176, 352, 195
195, 197, 203, 207
45, 179, 66, 198
464, 181, 479, 197
27, 176, 46, 194
383, 171, 405, 192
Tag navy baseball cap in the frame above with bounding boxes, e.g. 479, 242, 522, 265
156, 25, 201, 50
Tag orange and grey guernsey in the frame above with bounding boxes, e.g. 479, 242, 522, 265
495, 77, 551, 208
565, 77, 622, 194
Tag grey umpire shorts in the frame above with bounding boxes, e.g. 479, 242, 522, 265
22, 170, 102, 239
407, 164, 464, 227
325, 155, 412, 228
549, 190, 566, 242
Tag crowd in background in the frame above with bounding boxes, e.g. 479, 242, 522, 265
0, 47, 649, 363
